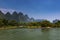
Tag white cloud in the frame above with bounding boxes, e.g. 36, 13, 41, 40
0, 8, 16, 14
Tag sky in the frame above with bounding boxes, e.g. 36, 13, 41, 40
0, 0, 60, 21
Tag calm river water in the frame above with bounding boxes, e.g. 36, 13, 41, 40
0, 28, 60, 40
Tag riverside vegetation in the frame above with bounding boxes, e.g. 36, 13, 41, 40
0, 10, 60, 29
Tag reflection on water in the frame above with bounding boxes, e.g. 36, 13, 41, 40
41, 28, 50, 32
0, 28, 60, 40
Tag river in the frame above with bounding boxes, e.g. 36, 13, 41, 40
0, 28, 60, 40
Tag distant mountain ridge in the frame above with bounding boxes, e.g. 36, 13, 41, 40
0, 10, 33, 22
0, 8, 47, 23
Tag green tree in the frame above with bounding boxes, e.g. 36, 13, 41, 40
9, 20, 18, 26
40, 20, 52, 27
54, 20, 60, 27
0, 19, 4, 27
2, 19, 8, 26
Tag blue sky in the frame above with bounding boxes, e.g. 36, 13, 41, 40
0, 0, 60, 21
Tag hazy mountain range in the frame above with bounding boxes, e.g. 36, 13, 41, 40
0, 10, 34, 22
0, 9, 47, 22
0, 9, 58, 23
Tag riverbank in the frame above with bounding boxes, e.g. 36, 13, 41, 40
0, 26, 52, 30
0, 26, 17, 30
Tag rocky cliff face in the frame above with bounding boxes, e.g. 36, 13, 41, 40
0, 11, 5, 19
